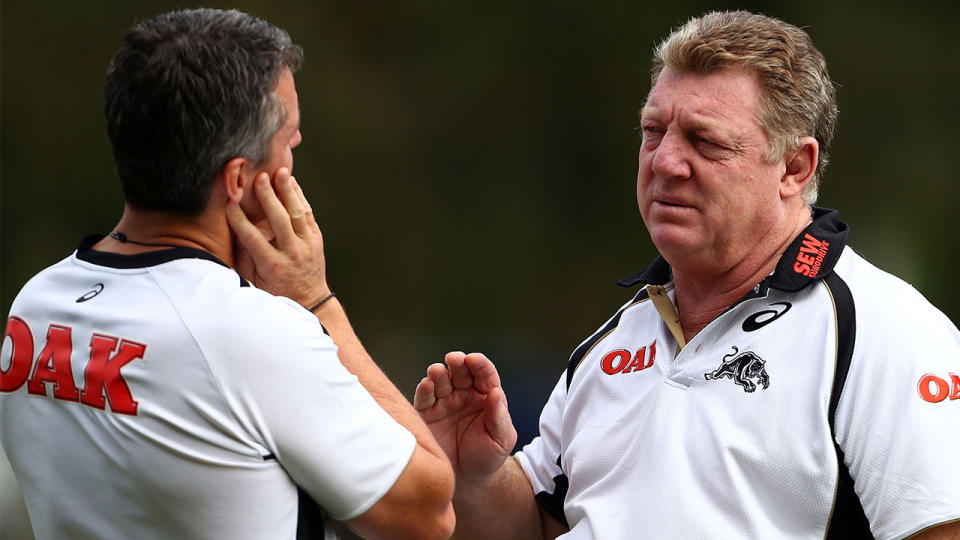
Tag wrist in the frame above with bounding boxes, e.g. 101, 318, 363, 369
454, 457, 513, 498
306, 291, 336, 313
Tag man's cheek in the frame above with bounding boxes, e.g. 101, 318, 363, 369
239, 188, 266, 224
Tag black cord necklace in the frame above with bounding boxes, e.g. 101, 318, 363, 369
109, 231, 181, 249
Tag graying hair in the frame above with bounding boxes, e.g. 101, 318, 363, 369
105, 8, 303, 215
652, 11, 838, 204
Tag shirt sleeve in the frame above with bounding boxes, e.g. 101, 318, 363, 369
217, 294, 416, 520
514, 371, 569, 526
835, 288, 960, 540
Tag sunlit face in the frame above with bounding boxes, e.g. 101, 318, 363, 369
636, 67, 787, 274
238, 67, 302, 219
259, 67, 302, 176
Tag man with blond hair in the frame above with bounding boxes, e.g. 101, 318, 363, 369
414, 11, 960, 539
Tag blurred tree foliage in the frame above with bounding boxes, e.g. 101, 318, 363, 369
3, 1, 959, 449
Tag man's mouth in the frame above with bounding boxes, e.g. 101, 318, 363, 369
655, 197, 694, 208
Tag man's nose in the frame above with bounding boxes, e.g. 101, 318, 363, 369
650, 133, 691, 180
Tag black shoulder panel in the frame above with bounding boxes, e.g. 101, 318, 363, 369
826, 273, 856, 432
823, 272, 872, 539
296, 486, 328, 539
534, 456, 570, 528
565, 288, 650, 390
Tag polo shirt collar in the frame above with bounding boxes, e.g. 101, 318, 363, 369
75, 234, 231, 270
617, 206, 850, 293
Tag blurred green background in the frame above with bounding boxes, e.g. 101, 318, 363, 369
2, 1, 959, 537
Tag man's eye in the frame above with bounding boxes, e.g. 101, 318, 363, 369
637, 127, 662, 148
636, 125, 662, 138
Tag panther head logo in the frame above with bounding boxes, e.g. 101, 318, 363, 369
704, 346, 770, 393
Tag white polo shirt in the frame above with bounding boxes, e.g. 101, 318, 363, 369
1, 237, 416, 539
516, 208, 960, 539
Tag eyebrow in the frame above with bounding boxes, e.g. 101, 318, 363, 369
640, 104, 733, 134
639, 105, 750, 151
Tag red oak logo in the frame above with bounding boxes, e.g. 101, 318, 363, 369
917, 373, 960, 403
600, 340, 656, 375
2, 317, 144, 415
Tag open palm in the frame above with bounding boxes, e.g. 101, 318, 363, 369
414, 352, 517, 482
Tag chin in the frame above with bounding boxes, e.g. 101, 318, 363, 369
648, 224, 705, 258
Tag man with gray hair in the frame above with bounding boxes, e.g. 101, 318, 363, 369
0, 8, 454, 539
414, 11, 960, 539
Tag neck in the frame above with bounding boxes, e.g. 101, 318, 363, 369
95, 205, 236, 266
670, 208, 812, 342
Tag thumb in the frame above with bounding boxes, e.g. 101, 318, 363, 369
483, 386, 517, 454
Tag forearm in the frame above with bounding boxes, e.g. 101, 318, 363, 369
452, 457, 544, 540
312, 297, 445, 459
226, 171, 454, 533
313, 297, 455, 537
908, 520, 960, 539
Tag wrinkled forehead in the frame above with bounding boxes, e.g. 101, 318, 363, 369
640, 67, 763, 129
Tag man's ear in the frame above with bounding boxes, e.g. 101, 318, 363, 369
220, 156, 267, 222
221, 157, 252, 204
780, 136, 818, 200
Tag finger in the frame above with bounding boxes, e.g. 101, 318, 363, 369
253, 218, 277, 244
464, 352, 502, 394
274, 169, 308, 236
254, 171, 297, 249
413, 377, 436, 410
287, 176, 324, 255
427, 363, 453, 398
226, 199, 276, 263
483, 387, 518, 453
445, 351, 474, 390
290, 176, 316, 227
444, 350, 465, 367
234, 241, 256, 283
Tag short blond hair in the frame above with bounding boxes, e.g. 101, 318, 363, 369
651, 11, 838, 205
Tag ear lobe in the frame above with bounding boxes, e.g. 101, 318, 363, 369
780, 136, 818, 200
220, 157, 267, 222
221, 157, 251, 203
